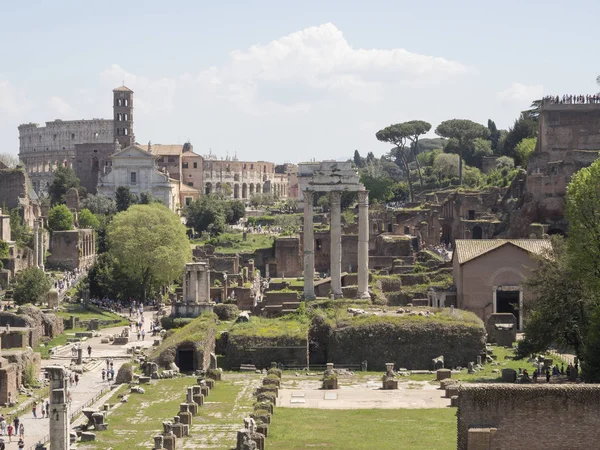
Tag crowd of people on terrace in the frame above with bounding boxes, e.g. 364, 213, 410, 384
543, 94, 600, 105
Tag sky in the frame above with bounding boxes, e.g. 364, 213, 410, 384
1, 0, 599, 164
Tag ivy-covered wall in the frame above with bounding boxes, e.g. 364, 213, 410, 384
327, 314, 486, 370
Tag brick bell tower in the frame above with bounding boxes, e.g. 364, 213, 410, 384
113, 85, 135, 149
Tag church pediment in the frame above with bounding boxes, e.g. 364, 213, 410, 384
111, 144, 154, 160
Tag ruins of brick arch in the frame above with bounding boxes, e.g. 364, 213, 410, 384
204, 181, 287, 199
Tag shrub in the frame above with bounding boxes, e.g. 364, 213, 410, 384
256, 392, 277, 404
213, 304, 240, 321
160, 316, 194, 330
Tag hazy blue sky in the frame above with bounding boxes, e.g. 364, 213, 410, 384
1, 0, 598, 163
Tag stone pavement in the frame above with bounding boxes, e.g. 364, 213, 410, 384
1, 310, 155, 450
278, 380, 451, 409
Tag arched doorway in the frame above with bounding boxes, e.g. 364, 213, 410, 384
256, 183, 262, 194
249, 184, 255, 196
205, 183, 212, 195
234, 184, 239, 199
472, 225, 483, 239
441, 224, 452, 245
242, 183, 247, 199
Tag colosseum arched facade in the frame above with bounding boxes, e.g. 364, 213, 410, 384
18, 119, 113, 193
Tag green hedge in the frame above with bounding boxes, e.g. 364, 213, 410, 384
160, 316, 195, 330
213, 304, 240, 321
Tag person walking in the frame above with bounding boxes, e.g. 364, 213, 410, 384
102, 368, 106, 382
12, 417, 18, 437
87, 345, 92, 358
6, 425, 12, 443
0, 415, 5, 435
74, 373, 79, 386
17, 437, 24, 449
32, 402, 37, 419
18, 423, 23, 439
141, 329, 146, 340
0, 437, 5, 450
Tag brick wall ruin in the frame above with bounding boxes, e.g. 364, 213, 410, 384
457, 384, 600, 450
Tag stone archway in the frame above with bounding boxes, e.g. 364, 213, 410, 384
234, 184, 239, 199
249, 184, 255, 196
242, 183, 247, 199
205, 183, 212, 195
472, 225, 483, 239
442, 224, 452, 244
256, 183, 262, 194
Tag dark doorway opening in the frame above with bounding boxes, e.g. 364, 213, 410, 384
496, 290, 519, 327
442, 224, 452, 245
472, 225, 483, 239
387, 223, 393, 232
177, 349, 195, 372
548, 228, 565, 236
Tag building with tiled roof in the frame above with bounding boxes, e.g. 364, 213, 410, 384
452, 239, 553, 330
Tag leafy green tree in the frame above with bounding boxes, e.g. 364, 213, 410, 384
115, 186, 138, 212
13, 267, 52, 305
0, 239, 8, 270
365, 152, 376, 166
566, 158, 600, 292
139, 191, 161, 205
517, 237, 590, 362
433, 153, 460, 180
360, 173, 395, 203
376, 123, 414, 201
78, 208, 100, 230
185, 195, 226, 235
502, 112, 538, 160
495, 156, 515, 170
80, 194, 117, 216
353, 150, 364, 168
404, 120, 431, 190
514, 137, 537, 167
488, 119, 500, 153
225, 200, 246, 224
48, 166, 82, 205
47, 204, 74, 231
107, 203, 191, 301
435, 119, 490, 185
9, 208, 32, 247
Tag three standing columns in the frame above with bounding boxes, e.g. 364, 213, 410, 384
303, 190, 316, 299
303, 189, 370, 300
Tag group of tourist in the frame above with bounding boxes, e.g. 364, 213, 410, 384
54, 267, 87, 297
519, 361, 579, 383
102, 359, 115, 382
0, 409, 41, 448
543, 94, 600, 105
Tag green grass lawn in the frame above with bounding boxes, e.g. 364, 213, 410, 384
268, 408, 457, 450
55, 303, 128, 325
35, 327, 87, 358
192, 231, 275, 254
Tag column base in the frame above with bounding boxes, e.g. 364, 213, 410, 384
332, 292, 343, 299
356, 291, 371, 300
303, 293, 316, 300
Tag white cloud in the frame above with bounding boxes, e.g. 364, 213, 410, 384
0, 80, 28, 115
497, 82, 544, 104
49, 96, 75, 116
101, 23, 471, 116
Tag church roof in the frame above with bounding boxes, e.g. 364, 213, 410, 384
179, 184, 200, 193
181, 151, 202, 158
150, 144, 185, 156
454, 239, 552, 265
113, 85, 133, 92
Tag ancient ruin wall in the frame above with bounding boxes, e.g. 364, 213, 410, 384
457, 384, 600, 450
328, 317, 486, 371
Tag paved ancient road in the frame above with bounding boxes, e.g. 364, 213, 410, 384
2, 310, 155, 450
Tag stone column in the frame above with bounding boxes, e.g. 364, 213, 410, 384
33, 220, 39, 269
330, 191, 342, 299
303, 190, 316, 299
38, 220, 44, 270
182, 268, 188, 302
189, 268, 198, 303
357, 190, 370, 299
47, 366, 70, 450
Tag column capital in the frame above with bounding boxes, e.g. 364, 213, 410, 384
329, 190, 342, 204
303, 189, 315, 200
358, 190, 369, 205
